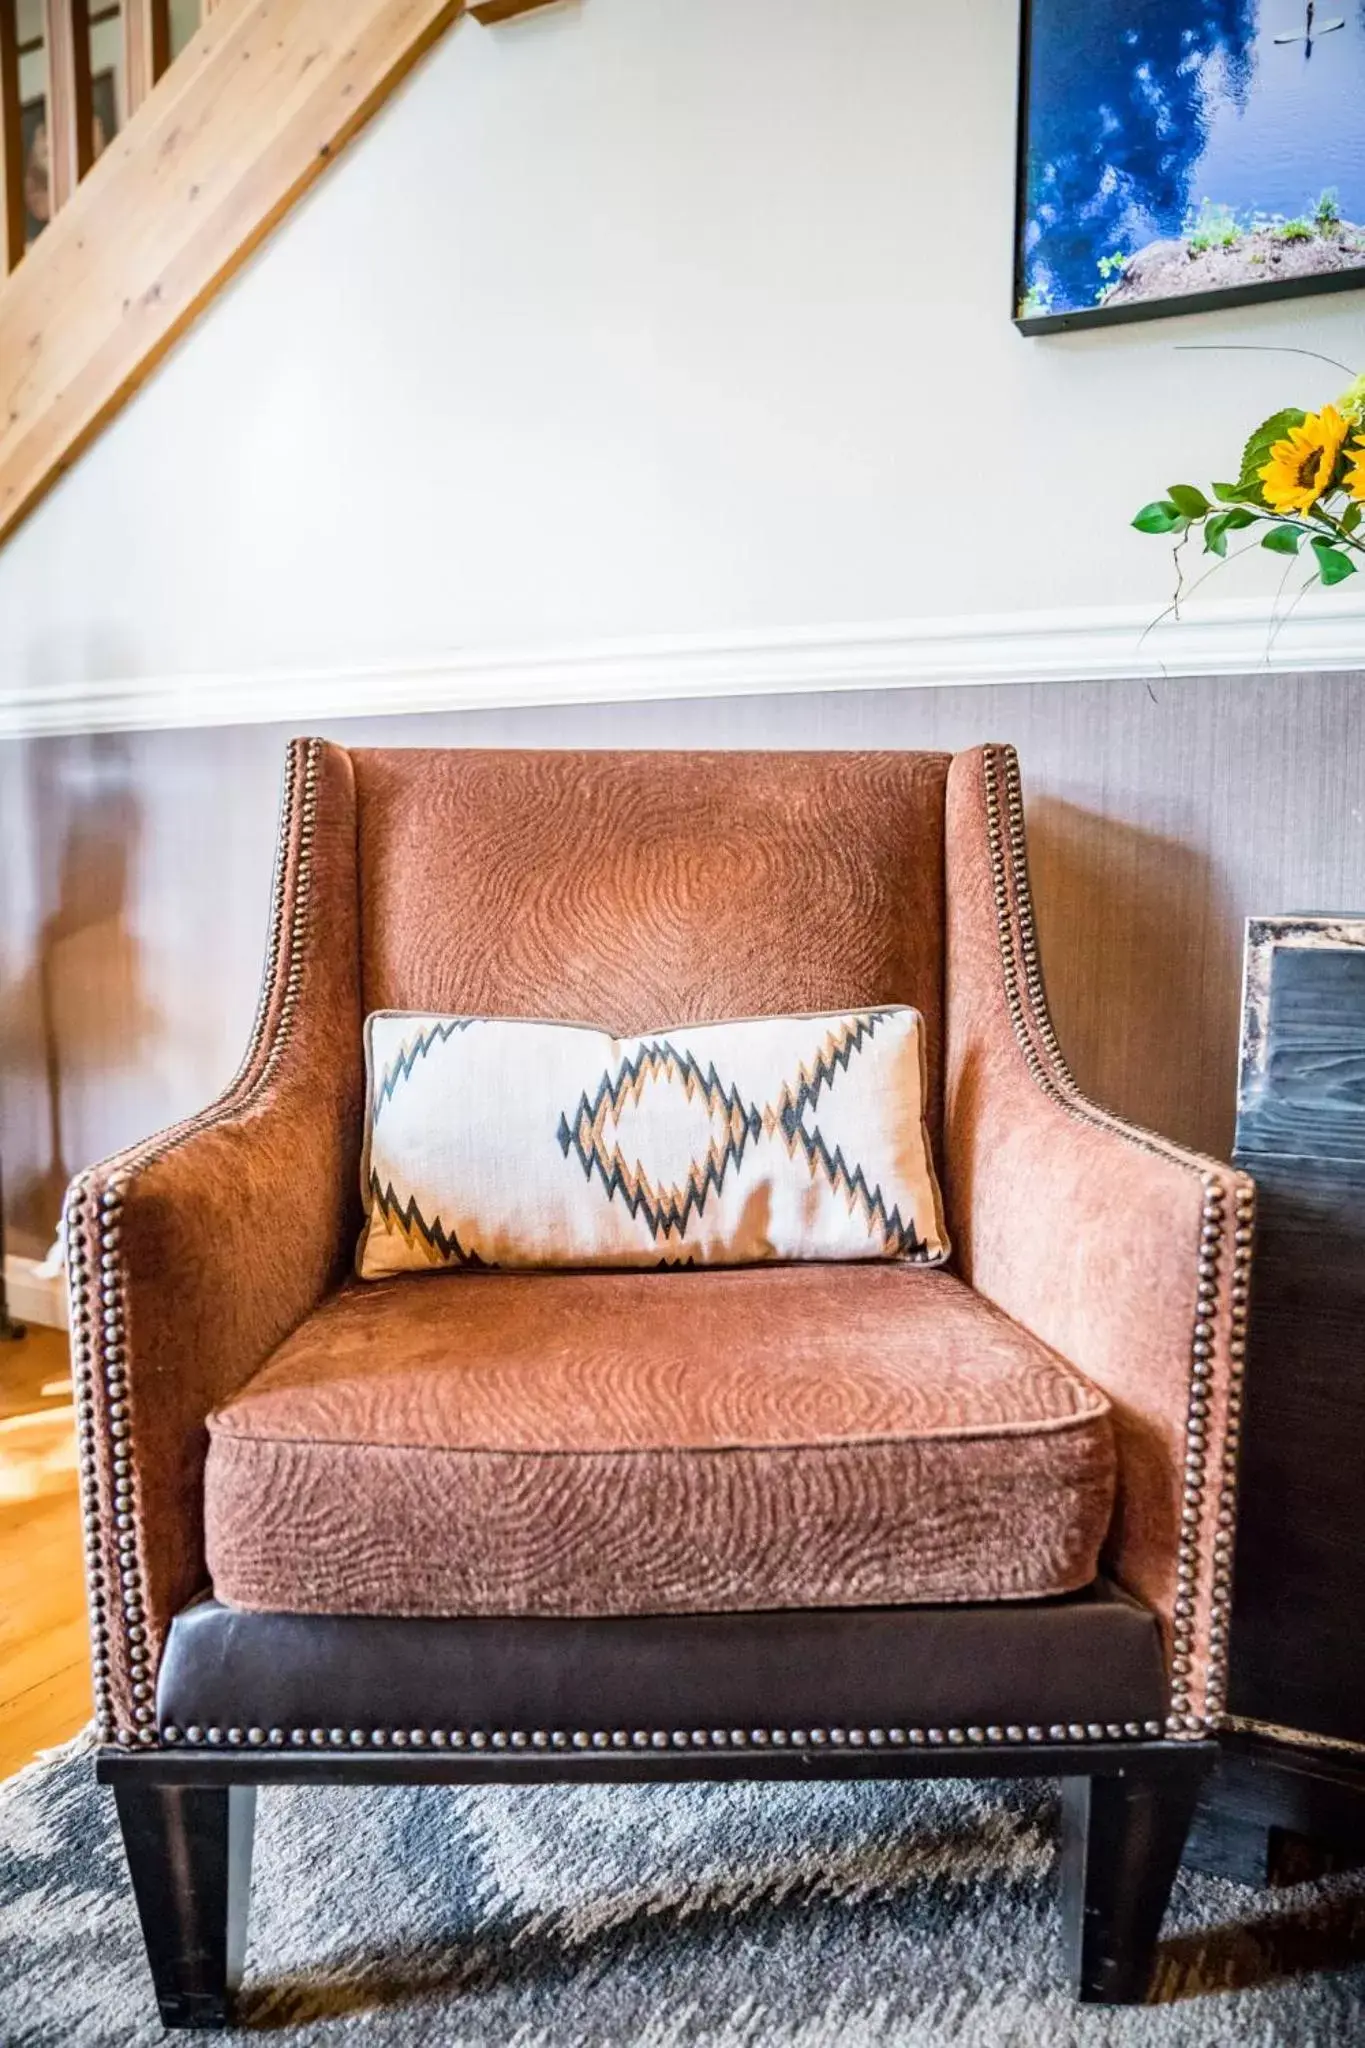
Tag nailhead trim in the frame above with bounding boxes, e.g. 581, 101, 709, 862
70, 741, 320, 1748
161, 1719, 1168, 1750
64, 1227, 114, 1741
987, 747, 1254, 1733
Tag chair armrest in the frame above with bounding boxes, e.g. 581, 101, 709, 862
64, 739, 363, 1747
944, 746, 1253, 1735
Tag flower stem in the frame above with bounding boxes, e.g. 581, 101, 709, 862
1243, 507, 1365, 556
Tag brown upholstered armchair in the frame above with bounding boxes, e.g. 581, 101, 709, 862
69, 743, 1253, 2026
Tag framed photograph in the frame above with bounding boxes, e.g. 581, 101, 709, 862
21, 71, 120, 247
1014, 2, 1365, 334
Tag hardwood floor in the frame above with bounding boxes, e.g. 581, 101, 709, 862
0, 1321, 92, 1780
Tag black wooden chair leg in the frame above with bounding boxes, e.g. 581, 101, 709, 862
1061, 1760, 1208, 2004
112, 1780, 257, 2030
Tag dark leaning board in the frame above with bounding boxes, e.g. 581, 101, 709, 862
1186, 916, 1365, 1884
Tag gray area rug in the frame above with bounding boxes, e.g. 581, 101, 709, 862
3, 1733, 1365, 2045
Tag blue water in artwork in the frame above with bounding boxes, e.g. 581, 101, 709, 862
1022, 0, 1365, 313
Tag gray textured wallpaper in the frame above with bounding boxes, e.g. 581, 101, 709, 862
1, 669, 1362, 1249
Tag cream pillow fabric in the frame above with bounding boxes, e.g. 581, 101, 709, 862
357, 1007, 949, 1278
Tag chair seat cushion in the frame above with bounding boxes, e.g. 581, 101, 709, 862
203, 1266, 1116, 1619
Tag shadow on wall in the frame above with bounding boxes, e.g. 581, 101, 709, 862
1023, 796, 1242, 1161
0, 735, 160, 1248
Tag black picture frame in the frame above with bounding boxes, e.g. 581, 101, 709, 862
1013, 0, 1365, 337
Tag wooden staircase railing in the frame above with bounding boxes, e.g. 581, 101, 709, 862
0, 0, 560, 550
0, 2, 189, 275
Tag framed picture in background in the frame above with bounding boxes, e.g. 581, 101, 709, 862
1014, 1, 1365, 333
21, 71, 119, 247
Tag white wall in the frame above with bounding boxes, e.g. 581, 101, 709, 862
0, 0, 1362, 700
2, 0, 1364, 1253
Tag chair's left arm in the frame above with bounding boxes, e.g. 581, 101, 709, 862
943, 745, 1254, 1737
63, 739, 363, 1747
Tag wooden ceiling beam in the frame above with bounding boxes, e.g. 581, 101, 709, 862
0, 0, 464, 549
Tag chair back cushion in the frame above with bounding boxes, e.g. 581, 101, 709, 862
349, 750, 951, 1142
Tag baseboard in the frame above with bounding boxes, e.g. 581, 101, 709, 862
3, 1255, 68, 1331
1, 592, 1362, 737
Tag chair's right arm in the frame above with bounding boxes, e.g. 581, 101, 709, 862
64, 738, 363, 1749
942, 745, 1254, 1737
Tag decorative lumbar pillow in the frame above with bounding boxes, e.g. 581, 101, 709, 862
357, 1007, 950, 1278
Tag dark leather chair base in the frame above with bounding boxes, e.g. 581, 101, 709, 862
122, 1582, 1197, 2027
155, 1579, 1167, 1747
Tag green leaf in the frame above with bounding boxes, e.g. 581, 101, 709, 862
1132, 499, 1184, 534
1342, 502, 1363, 536
1261, 524, 1303, 555
1204, 508, 1257, 555
1212, 482, 1266, 507
1237, 407, 1307, 506
1311, 537, 1358, 586
1168, 484, 1211, 518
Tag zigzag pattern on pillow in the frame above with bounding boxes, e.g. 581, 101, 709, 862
358, 1008, 949, 1277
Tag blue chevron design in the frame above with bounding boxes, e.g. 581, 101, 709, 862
557, 1039, 763, 1242
762, 1009, 895, 1134
767, 1010, 921, 1253
366, 1171, 491, 1267
373, 1018, 476, 1123
557, 1013, 906, 1248
780, 1127, 925, 1258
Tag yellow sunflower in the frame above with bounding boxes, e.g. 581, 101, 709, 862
1346, 434, 1365, 504
1259, 404, 1350, 515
